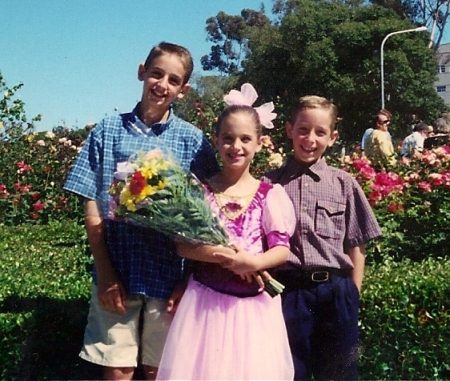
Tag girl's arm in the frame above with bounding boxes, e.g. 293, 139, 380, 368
176, 241, 236, 263
215, 244, 289, 275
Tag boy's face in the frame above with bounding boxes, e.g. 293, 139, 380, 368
286, 108, 338, 165
138, 53, 190, 112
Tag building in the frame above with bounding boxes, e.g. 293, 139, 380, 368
435, 43, 450, 106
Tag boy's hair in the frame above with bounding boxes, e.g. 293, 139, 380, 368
144, 41, 194, 85
289, 95, 339, 131
215, 105, 262, 138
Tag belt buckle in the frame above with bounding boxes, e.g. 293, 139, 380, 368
311, 271, 329, 282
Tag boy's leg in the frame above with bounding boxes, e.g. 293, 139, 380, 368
140, 297, 173, 380
281, 288, 317, 380
79, 286, 144, 379
312, 277, 360, 380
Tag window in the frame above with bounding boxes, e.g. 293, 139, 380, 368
437, 85, 446, 93
438, 65, 446, 73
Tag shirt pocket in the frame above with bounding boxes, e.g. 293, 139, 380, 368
314, 200, 346, 239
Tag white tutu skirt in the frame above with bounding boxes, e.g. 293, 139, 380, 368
156, 276, 294, 381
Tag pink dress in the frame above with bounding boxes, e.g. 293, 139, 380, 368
156, 181, 295, 381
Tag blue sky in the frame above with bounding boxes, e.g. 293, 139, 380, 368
2, 0, 271, 131
2, 1, 448, 132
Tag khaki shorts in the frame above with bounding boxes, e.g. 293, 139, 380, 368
79, 285, 172, 368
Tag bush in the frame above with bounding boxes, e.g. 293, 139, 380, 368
359, 257, 450, 380
0, 221, 95, 380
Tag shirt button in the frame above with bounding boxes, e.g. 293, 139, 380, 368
303, 206, 307, 211
303, 229, 308, 234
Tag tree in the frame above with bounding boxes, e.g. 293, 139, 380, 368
370, 0, 450, 50
201, 6, 271, 75
0, 71, 41, 141
240, 0, 445, 144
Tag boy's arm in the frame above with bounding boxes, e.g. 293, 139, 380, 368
347, 244, 366, 293
85, 199, 127, 313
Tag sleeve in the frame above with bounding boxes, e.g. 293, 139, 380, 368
344, 176, 382, 248
262, 184, 296, 249
63, 123, 104, 200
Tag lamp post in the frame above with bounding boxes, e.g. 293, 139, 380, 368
380, 26, 428, 109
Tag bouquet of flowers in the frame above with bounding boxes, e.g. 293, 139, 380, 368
108, 148, 285, 297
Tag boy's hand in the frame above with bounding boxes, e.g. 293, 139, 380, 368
166, 277, 189, 315
97, 275, 127, 314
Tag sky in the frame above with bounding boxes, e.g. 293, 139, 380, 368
3, 1, 450, 132
2, 0, 271, 132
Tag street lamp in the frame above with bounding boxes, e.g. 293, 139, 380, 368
380, 26, 428, 109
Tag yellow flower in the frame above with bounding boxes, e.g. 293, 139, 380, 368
0, 121, 3, 129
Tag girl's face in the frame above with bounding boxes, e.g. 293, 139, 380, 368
213, 112, 262, 170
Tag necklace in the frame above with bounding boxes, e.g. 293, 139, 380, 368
213, 184, 259, 221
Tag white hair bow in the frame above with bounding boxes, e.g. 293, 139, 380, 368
223, 83, 277, 129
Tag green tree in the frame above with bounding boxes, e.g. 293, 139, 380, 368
201, 6, 271, 75
240, 0, 445, 144
0, 72, 41, 141
370, 0, 450, 50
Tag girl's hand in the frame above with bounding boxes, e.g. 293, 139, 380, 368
213, 243, 258, 275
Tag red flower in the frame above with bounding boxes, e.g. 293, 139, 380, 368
32, 202, 45, 211
129, 171, 147, 195
31, 191, 41, 201
30, 213, 40, 220
16, 161, 32, 174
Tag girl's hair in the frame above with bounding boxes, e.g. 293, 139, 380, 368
215, 105, 262, 137
289, 95, 339, 131
144, 41, 194, 85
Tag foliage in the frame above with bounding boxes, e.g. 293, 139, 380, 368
0, 222, 94, 380
330, 144, 450, 263
0, 71, 41, 142
241, 0, 445, 145
370, 0, 450, 50
1, 222, 449, 379
0, 128, 89, 225
201, 7, 271, 75
359, 256, 450, 380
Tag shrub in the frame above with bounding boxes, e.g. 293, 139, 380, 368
359, 257, 450, 380
331, 146, 450, 263
0, 221, 94, 380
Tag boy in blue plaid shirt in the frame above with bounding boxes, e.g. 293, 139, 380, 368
64, 42, 218, 380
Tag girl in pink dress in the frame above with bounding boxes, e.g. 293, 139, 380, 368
156, 84, 295, 381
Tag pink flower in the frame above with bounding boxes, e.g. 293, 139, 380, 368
418, 181, 432, 192
32, 202, 45, 211
428, 173, 443, 186
360, 166, 376, 180
16, 161, 32, 174
352, 159, 370, 170
260, 135, 274, 150
36, 139, 46, 146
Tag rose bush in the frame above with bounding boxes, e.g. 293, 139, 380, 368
332, 145, 450, 263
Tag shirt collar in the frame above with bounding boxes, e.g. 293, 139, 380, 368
128, 103, 175, 136
283, 156, 327, 181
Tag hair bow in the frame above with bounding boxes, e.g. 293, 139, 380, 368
223, 83, 276, 129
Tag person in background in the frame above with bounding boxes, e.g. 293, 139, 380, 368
424, 117, 450, 149
262, 95, 382, 380
364, 109, 396, 168
401, 121, 429, 157
63, 42, 219, 380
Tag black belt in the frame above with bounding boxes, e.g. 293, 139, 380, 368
276, 268, 351, 290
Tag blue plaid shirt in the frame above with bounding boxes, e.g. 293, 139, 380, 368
64, 104, 219, 299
